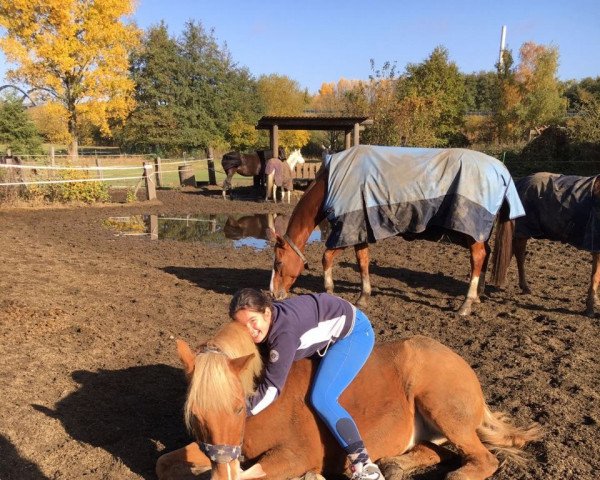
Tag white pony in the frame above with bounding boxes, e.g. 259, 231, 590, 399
265, 149, 305, 203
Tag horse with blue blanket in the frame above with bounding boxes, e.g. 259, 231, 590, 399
491, 172, 600, 316
268, 145, 524, 316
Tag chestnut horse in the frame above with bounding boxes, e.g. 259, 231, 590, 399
156, 321, 539, 480
269, 167, 517, 316
491, 172, 600, 316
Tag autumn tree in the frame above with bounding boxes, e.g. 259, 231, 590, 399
257, 74, 311, 150
0, 0, 141, 156
516, 42, 566, 134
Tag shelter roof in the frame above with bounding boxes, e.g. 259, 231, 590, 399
256, 115, 372, 131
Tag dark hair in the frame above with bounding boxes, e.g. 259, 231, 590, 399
229, 288, 273, 318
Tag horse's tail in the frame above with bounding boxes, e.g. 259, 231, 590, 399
490, 201, 514, 287
477, 404, 541, 465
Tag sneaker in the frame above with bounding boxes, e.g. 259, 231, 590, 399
351, 462, 384, 480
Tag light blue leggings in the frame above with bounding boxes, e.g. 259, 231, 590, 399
309, 309, 374, 453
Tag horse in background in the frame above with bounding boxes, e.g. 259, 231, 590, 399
269, 146, 524, 316
491, 172, 600, 316
223, 213, 290, 241
156, 322, 539, 480
265, 149, 305, 203
221, 147, 286, 199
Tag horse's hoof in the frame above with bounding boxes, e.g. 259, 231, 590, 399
355, 296, 369, 309
457, 302, 472, 316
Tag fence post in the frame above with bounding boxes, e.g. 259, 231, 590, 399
149, 214, 158, 240
143, 162, 157, 200
206, 147, 216, 186
95, 157, 103, 180
178, 163, 196, 187
154, 157, 163, 188
50, 145, 55, 166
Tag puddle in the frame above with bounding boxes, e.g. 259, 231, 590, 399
103, 213, 329, 250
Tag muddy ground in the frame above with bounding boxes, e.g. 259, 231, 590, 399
0, 186, 598, 480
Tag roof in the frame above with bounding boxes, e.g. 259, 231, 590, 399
255, 115, 372, 131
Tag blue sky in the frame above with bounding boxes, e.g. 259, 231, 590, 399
1, 0, 599, 94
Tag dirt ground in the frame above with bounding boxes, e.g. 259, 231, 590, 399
1, 186, 598, 480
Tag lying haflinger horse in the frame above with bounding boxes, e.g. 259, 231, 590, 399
265, 149, 305, 203
156, 321, 539, 480
491, 172, 600, 316
221, 147, 286, 199
269, 145, 525, 316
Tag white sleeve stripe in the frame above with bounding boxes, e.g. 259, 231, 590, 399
250, 386, 278, 415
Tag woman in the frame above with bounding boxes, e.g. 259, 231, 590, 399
229, 288, 384, 480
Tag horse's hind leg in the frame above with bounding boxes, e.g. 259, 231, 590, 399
514, 237, 531, 294
379, 442, 456, 478
322, 247, 345, 294
457, 241, 486, 316
355, 243, 371, 308
585, 252, 600, 317
477, 241, 492, 297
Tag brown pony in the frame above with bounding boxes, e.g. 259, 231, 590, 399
268, 169, 515, 316
156, 322, 539, 480
491, 172, 600, 316
221, 148, 286, 199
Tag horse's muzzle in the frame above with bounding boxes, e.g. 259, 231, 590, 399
272, 289, 288, 301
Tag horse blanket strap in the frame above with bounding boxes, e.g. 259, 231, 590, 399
283, 234, 309, 269
322, 145, 525, 248
198, 441, 242, 463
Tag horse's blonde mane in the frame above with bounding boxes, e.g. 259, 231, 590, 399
184, 322, 263, 432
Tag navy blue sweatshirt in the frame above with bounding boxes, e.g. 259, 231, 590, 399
246, 293, 356, 415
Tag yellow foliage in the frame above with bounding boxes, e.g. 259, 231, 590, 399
28, 102, 71, 144
0, 0, 141, 144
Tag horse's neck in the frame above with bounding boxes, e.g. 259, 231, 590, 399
286, 172, 327, 248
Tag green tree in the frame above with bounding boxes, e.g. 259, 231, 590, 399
396, 46, 467, 146
0, 95, 43, 154
0, 0, 141, 156
492, 49, 522, 142
568, 90, 600, 143
119, 23, 184, 154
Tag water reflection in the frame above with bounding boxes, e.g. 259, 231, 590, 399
103, 213, 330, 250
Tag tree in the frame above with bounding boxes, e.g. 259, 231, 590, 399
257, 74, 310, 150
0, 0, 141, 156
395, 47, 467, 146
516, 42, 566, 133
0, 95, 43, 154
493, 49, 522, 142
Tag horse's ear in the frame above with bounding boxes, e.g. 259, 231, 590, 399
266, 228, 285, 247
176, 339, 196, 378
229, 354, 255, 376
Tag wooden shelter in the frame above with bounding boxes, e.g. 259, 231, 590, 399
255, 115, 373, 157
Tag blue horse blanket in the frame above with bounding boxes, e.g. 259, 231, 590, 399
515, 172, 600, 251
323, 145, 525, 248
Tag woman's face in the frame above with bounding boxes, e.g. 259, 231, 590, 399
234, 307, 272, 344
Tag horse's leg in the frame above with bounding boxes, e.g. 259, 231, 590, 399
477, 240, 492, 297
286, 189, 291, 204
379, 442, 456, 478
156, 442, 211, 480
585, 252, 600, 317
322, 247, 345, 294
266, 174, 273, 201
355, 243, 371, 308
223, 170, 234, 199
514, 237, 531, 294
254, 445, 313, 480
457, 241, 486, 316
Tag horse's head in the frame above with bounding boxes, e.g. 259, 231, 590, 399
289, 149, 305, 165
176, 324, 264, 480
267, 230, 307, 300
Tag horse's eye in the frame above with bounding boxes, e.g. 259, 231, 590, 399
274, 260, 282, 271
235, 405, 244, 415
